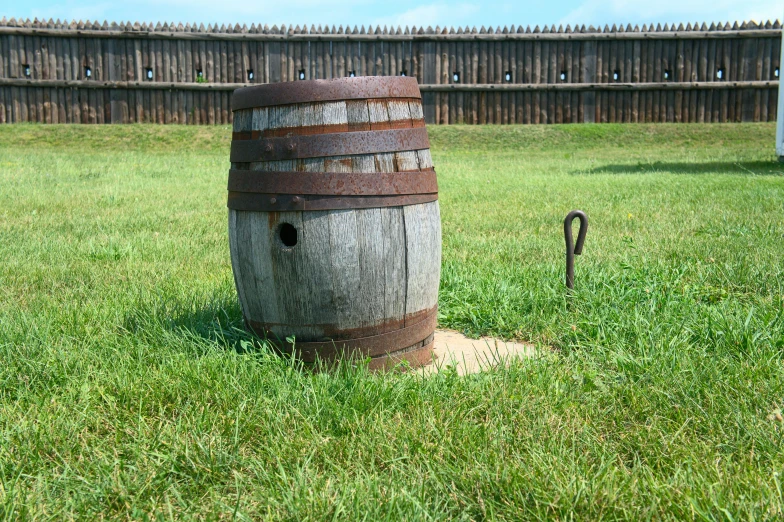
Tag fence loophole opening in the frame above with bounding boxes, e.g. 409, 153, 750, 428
560, 71, 567, 81
298, 69, 305, 80
775, 67, 779, 78
279, 223, 298, 248
196, 70, 203, 78
613, 70, 620, 81
349, 71, 356, 77
23, 64, 30, 77
400, 70, 407, 76
145, 68, 153, 80
247, 69, 254, 81
716, 68, 724, 80
664, 70, 671, 80
84, 66, 91, 78
505, 71, 512, 82
453, 72, 460, 83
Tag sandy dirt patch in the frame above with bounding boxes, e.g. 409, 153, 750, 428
422, 329, 537, 375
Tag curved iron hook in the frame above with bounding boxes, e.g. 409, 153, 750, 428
564, 210, 588, 291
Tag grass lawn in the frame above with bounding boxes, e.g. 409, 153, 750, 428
1, 122, 783, 519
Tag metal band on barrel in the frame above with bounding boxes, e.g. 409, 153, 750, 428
229, 127, 431, 162
228, 169, 437, 195
227, 192, 438, 211
248, 306, 438, 362
231, 76, 422, 111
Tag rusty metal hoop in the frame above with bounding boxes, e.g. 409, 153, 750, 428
229, 127, 431, 162
231, 76, 423, 111
228, 169, 437, 195
248, 306, 438, 362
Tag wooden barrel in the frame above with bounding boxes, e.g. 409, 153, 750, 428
227, 77, 441, 369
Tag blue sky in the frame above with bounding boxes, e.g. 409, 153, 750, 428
1, 0, 780, 30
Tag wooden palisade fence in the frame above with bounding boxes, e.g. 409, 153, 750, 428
0, 17, 780, 125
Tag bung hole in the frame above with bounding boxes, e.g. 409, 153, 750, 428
279, 223, 298, 247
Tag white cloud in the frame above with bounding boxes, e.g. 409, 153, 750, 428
558, 0, 782, 27
372, 3, 480, 29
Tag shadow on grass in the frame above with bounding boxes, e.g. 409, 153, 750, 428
579, 161, 784, 176
123, 295, 266, 354
168, 297, 253, 351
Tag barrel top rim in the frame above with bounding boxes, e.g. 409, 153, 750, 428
231, 76, 422, 111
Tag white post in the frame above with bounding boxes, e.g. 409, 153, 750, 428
777, 15, 784, 161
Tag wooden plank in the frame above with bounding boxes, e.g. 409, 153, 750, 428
623, 37, 632, 122
381, 207, 406, 324
269, 210, 313, 334
645, 39, 655, 122
303, 37, 311, 81
456, 39, 465, 123
684, 38, 695, 123
422, 40, 436, 123
709, 38, 719, 122
346, 99, 370, 131
582, 40, 597, 123
404, 201, 441, 316
328, 209, 361, 330
607, 38, 617, 122
269, 41, 281, 82
0, 33, 6, 81
293, 38, 302, 80
555, 39, 564, 123
228, 209, 253, 321
673, 38, 683, 122
237, 209, 267, 323
55, 34, 66, 122
132, 38, 142, 122
631, 39, 640, 122
470, 37, 478, 123
300, 209, 333, 328
741, 37, 758, 121
356, 208, 386, 328
96, 35, 106, 123
761, 36, 772, 121
549, 38, 558, 123
570, 40, 579, 123
654, 39, 663, 121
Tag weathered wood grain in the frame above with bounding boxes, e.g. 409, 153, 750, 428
403, 201, 441, 316
0, 25, 780, 124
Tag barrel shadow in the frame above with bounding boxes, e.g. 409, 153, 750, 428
122, 295, 261, 354
168, 297, 254, 352
577, 161, 783, 176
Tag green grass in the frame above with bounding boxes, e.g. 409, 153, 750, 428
1, 122, 783, 520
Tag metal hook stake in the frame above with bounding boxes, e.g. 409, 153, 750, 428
564, 210, 588, 291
